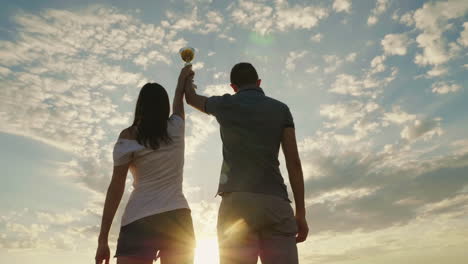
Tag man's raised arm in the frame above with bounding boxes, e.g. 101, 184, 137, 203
281, 127, 309, 243
184, 78, 208, 114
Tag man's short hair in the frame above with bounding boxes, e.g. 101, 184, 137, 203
230, 62, 259, 87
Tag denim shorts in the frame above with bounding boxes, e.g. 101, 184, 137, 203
115, 208, 195, 261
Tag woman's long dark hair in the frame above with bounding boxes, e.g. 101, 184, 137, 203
132, 83, 172, 149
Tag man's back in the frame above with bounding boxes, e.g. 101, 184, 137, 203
205, 86, 294, 200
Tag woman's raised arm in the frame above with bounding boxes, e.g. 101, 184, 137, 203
173, 65, 194, 119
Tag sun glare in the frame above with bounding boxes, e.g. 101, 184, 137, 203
195, 237, 220, 264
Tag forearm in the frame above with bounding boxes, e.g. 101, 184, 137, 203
184, 80, 208, 113
98, 181, 125, 243
288, 164, 306, 218
173, 78, 186, 117
184, 78, 197, 105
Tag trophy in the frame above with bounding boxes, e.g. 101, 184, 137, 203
179, 47, 195, 66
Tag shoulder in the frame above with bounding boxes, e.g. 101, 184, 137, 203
264, 96, 290, 110
205, 94, 233, 115
209, 93, 232, 102
168, 114, 185, 130
118, 126, 137, 140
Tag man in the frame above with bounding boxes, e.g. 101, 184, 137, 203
184, 62, 308, 264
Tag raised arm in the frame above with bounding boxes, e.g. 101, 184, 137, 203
173, 65, 194, 119
184, 74, 208, 113
281, 127, 309, 243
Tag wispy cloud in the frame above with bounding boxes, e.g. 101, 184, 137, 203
367, 0, 389, 26
333, 0, 352, 14
229, 0, 328, 35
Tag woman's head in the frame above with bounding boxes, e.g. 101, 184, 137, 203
132, 83, 171, 149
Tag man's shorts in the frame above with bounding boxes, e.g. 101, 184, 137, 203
217, 192, 299, 264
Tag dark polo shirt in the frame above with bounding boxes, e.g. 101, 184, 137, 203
205, 85, 294, 200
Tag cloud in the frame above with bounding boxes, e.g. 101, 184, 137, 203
381, 33, 410, 56
431, 81, 462, 94
299, 136, 468, 233
217, 33, 236, 42
190, 200, 220, 237
330, 74, 366, 96
163, 7, 224, 35
133, 50, 170, 69
323, 54, 343, 73
310, 33, 323, 43
383, 106, 416, 125
320, 101, 366, 129
275, 0, 329, 31
306, 65, 319, 73
367, 0, 389, 26
192, 61, 205, 70
458, 22, 468, 47
425, 65, 448, 78
0, 206, 107, 251
230, 0, 329, 35
213, 71, 228, 80
285, 50, 308, 71
333, 0, 352, 13
329, 68, 397, 98
399, 11, 414, 26
370, 55, 386, 74
0, 6, 195, 195
401, 118, 443, 141
202, 84, 232, 96
185, 111, 218, 156
345, 52, 357, 62
412, 0, 468, 67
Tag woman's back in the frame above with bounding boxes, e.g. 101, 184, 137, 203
113, 114, 188, 226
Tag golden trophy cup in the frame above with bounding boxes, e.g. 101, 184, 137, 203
179, 47, 195, 66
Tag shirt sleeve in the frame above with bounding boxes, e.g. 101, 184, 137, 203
284, 106, 295, 129
113, 140, 135, 166
169, 114, 185, 135
205, 94, 230, 116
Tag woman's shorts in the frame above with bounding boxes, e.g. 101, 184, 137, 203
115, 208, 195, 260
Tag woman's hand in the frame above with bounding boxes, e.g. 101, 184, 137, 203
95, 242, 111, 264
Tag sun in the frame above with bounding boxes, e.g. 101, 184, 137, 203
194, 236, 219, 264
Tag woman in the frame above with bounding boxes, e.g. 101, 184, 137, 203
95, 66, 195, 264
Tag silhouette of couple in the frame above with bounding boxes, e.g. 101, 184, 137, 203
95, 63, 309, 264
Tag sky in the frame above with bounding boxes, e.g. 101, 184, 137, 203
0, 0, 467, 263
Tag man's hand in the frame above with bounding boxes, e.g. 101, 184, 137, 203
296, 216, 309, 243
178, 65, 194, 82
95, 242, 110, 264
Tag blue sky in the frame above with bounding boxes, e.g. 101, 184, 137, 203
0, 0, 467, 263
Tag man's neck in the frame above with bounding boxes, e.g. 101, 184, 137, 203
237, 84, 260, 92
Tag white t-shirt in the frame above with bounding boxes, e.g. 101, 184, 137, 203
113, 114, 189, 226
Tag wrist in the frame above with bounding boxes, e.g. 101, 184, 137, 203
98, 234, 108, 244
295, 208, 306, 218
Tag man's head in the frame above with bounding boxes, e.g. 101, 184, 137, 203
230, 62, 261, 92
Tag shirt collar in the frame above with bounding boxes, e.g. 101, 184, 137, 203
236, 85, 265, 95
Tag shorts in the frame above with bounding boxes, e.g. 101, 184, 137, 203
217, 192, 298, 264
115, 208, 195, 261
